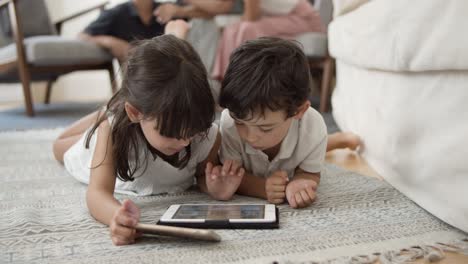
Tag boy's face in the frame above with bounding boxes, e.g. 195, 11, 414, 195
232, 109, 293, 151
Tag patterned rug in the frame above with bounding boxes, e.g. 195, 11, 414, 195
0, 129, 467, 264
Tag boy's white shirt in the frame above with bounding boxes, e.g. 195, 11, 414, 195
219, 108, 327, 179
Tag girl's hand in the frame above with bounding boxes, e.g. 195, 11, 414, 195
205, 160, 245, 200
109, 199, 142, 246
285, 179, 317, 209
265, 170, 288, 204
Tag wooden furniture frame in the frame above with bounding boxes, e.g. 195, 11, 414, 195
0, 0, 116, 116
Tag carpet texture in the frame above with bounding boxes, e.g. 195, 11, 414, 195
0, 129, 466, 264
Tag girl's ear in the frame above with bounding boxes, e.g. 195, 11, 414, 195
293, 101, 311, 120
125, 102, 143, 123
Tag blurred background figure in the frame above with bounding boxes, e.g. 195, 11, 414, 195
212, 0, 323, 80
79, 0, 167, 62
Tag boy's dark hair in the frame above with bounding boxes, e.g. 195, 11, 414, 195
86, 34, 214, 182
219, 37, 311, 120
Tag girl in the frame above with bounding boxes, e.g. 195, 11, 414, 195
53, 21, 243, 246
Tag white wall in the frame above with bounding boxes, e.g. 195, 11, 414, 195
0, 0, 127, 104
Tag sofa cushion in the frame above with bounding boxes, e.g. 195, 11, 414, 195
296, 32, 327, 57
0, 36, 112, 66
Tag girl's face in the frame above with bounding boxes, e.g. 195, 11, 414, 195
125, 102, 192, 156
233, 109, 293, 151
140, 118, 191, 156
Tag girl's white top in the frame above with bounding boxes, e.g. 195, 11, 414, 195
64, 122, 218, 196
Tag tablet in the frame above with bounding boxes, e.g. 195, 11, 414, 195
158, 204, 279, 229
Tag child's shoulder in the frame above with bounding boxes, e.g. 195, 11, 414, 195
298, 107, 327, 142
219, 109, 236, 129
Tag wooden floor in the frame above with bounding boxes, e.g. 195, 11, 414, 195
326, 149, 467, 264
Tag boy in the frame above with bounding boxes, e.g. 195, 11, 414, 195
205, 37, 360, 208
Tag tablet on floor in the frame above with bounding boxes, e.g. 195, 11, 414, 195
157, 204, 279, 229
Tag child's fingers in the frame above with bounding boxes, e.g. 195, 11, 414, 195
122, 199, 140, 217
271, 185, 286, 192
305, 187, 316, 202
271, 191, 286, 199
237, 168, 245, 177
295, 192, 305, 208
299, 189, 312, 204
288, 193, 297, 208
270, 198, 285, 204
229, 160, 240, 175
110, 221, 135, 240
222, 160, 233, 176
211, 166, 222, 180
115, 213, 137, 228
111, 231, 136, 246
269, 177, 288, 185
307, 180, 318, 190
205, 162, 213, 177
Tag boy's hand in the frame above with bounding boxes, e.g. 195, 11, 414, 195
109, 199, 142, 246
285, 179, 317, 209
205, 160, 245, 200
265, 170, 289, 204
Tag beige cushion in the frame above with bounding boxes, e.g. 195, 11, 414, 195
0, 36, 112, 66
296, 32, 328, 57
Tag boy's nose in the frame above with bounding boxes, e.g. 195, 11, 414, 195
244, 129, 258, 144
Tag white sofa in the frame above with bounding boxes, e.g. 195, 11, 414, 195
329, 0, 468, 232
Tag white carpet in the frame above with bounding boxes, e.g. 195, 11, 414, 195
0, 129, 466, 263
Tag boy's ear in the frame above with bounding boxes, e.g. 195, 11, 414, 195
125, 102, 143, 123
293, 101, 311, 120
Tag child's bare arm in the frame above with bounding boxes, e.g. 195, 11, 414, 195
86, 121, 140, 245
196, 132, 221, 194
293, 167, 320, 185
236, 171, 268, 199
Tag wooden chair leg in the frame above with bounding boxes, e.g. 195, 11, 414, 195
44, 78, 56, 104
319, 57, 335, 113
17, 66, 34, 117
107, 63, 117, 94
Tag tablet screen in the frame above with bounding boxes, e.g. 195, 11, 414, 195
173, 204, 265, 220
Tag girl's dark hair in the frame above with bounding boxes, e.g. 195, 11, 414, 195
219, 37, 311, 120
86, 35, 215, 182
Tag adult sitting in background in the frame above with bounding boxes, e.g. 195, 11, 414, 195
79, 0, 167, 62
212, 0, 324, 80
153, 0, 243, 73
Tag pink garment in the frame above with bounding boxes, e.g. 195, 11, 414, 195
212, 0, 323, 80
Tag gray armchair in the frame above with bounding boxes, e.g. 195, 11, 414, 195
0, 0, 115, 117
